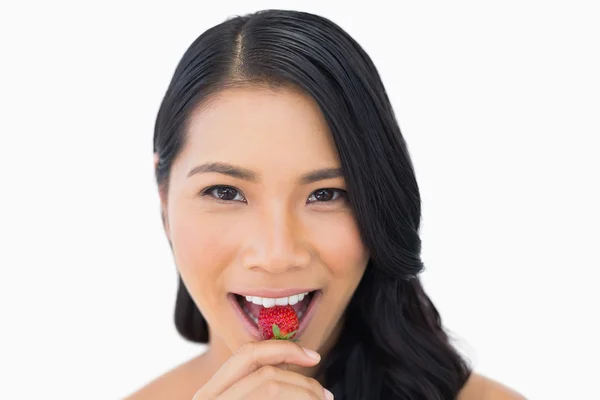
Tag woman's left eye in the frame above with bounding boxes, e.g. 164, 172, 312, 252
307, 188, 346, 204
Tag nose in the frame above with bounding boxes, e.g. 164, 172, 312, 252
241, 204, 311, 274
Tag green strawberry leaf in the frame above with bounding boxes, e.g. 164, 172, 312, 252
270, 324, 298, 341
270, 337, 298, 342
283, 330, 297, 339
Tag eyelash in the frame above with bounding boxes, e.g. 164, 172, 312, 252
200, 185, 347, 205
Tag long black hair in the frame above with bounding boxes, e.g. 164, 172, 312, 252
153, 9, 472, 399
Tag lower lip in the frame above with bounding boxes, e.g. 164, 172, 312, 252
228, 291, 322, 341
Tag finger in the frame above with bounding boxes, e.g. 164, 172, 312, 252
196, 341, 321, 398
276, 363, 289, 370
218, 365, 327, 400
247, 380, 323, 400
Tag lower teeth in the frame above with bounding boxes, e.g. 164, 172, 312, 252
242, 306, 259, 323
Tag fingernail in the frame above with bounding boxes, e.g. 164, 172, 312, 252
324, 388, 334, 400
302, 347, 321, 361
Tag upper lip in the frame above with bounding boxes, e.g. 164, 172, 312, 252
231, 288, 318, 298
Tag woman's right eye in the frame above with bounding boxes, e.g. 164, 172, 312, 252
201, 185, 247, 203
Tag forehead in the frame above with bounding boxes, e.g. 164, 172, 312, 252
179, 87, 340, 171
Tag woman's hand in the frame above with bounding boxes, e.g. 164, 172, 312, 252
192, 340, 334, 399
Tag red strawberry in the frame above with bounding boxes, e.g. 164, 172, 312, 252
258, 305, 299, 340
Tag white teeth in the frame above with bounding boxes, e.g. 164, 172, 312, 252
262, 298, 276, 308
242, 292, 311, 308
251, 297, 262, 305
275, 297, 288, 306
288, 294, 299, 305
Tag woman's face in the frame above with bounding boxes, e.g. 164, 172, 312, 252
161, 86, 369, 355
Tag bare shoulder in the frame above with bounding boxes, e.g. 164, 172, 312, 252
459, 372, 527, 400
123, 353, 212, 400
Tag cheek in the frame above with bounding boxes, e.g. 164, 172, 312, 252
168, 206, 239, 293
310, 212, 369, 278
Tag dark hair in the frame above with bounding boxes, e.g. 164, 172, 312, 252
153, 9, 471, 399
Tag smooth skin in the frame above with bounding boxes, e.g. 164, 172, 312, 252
126, 87, 526, 400
191, 341, 331, 399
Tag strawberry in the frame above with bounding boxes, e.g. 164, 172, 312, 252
258, 305, 299, 341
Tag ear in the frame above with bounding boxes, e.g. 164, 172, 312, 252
154, 153, 172, 242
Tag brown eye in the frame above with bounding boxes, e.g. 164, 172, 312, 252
201, 186, 246, 203
308, 188, 346, 203
215, 187, 237, 200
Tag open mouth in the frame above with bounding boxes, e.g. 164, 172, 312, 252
236, 291, 316, 322
228, 290, 321, 340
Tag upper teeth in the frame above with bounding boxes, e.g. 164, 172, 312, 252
245, 292, 309, 308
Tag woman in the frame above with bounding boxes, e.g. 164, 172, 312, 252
127, 9, 525, 400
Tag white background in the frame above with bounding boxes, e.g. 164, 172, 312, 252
1, 1, 598, 399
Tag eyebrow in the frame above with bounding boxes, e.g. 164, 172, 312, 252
187, 162, 344, 185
